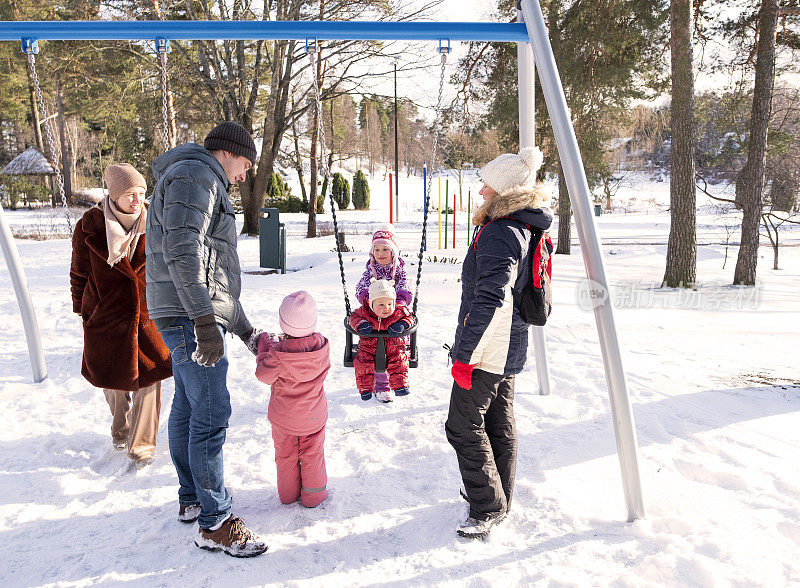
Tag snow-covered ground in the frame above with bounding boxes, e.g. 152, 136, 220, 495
1, 172, 799, 586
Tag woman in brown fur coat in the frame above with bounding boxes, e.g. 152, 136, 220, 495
70, 164, 172, 469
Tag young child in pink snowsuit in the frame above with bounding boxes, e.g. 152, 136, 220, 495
255, 291, 331, 508
349, 279, 414, 403
354, 225, 412, 398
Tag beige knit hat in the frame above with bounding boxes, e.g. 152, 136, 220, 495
368, 278, 396, 307
104, 163, 147, 202
480, 146, 544, 194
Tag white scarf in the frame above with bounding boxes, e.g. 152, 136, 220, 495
103, 195, 146, 266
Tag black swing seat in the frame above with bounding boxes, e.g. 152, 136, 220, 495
343, 316, 419, 370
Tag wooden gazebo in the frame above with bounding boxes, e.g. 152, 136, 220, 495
1, 147, 57, 208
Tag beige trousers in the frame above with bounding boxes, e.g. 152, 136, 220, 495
103, 382, 161, 461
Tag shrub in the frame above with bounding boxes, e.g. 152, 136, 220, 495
264, 195, 304, 213
332, 172, 350, 209
263, 172, 297, 212
352, 170, 370, 210
266, 171, 285, 200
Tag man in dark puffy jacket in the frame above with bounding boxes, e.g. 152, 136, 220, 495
146, 121, 267, 557
446, 146, 552, 540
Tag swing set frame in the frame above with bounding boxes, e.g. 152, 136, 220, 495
0, 0, 646, 522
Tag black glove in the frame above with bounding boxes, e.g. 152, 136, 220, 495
387, 321, 407, 335
193, 314, 224, 366
357, 322, 374, 335
239, 327, 263, 356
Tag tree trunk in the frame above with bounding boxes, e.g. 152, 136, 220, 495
663, 0, 697, 288
307, 41, 326, 239
239, 171, 256, 230
763, 214, 779, 270
733, 0, 778, 285
55, 73, 72, 206
292, 115, 308, 204
327, 97, 335, 173
247, 34, 295, 236
555, 166, 571, 255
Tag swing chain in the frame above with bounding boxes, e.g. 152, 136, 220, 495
412, 50, 448, 316
25, 49, 72, 237
157, 39, 171, 152
308, 42, 351, 316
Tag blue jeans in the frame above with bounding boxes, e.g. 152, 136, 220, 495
158, 316, 232, 529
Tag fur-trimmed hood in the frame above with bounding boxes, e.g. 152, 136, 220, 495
472, 183, 551, 227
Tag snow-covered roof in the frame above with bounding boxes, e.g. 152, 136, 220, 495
1, 147, 57, 176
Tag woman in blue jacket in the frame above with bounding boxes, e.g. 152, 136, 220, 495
446, 146, 552, 539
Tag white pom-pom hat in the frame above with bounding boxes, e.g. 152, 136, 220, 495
480, 146, 544, 194
368, 278, 396, 307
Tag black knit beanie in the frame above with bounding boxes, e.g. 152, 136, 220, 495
204, 121, 257, 165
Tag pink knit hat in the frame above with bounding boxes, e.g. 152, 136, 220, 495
279, 291, 317, 337
371, 224, 400, 261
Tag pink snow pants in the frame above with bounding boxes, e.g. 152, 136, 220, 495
271, 426, 328, 508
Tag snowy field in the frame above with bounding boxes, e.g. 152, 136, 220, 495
1, 173, 799, 587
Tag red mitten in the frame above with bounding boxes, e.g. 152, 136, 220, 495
451, 360, 475, 390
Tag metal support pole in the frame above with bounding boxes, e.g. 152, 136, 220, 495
517, 5, 551, 398
0, 206, 46, 383
520, 0, 644, 521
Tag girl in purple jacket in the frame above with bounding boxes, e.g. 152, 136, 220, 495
355, 225, 412, 307
255, 291, 330, 508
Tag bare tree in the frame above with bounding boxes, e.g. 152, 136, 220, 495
254, 0, 440, 236
363, 100, 382, 176
761, 209, 799, 270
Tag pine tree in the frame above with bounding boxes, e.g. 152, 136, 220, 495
266, 172, 285, 200
455, 0, 667, 254
332, 172, 350, 209
733, 0, 780, 285
353, 169, 370, 209
663, 0, 697, 288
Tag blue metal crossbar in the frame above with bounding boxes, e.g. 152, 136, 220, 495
0, 20, 528, 43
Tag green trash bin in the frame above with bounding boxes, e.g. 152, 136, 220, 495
594, 204, 602, 217
258, 207, 286, 274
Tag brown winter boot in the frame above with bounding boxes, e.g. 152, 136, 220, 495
178, 503, 201, 524
195, 516, 268, 558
